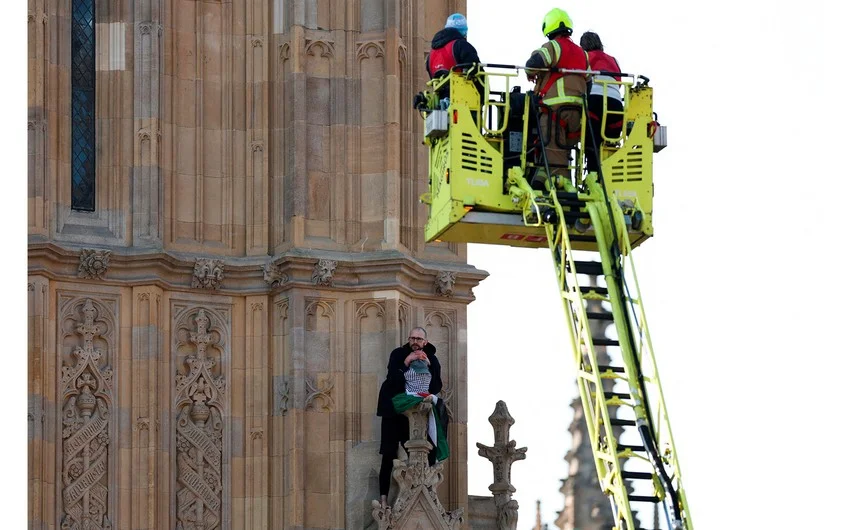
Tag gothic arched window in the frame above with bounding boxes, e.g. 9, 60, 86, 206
70, 0, 96, 211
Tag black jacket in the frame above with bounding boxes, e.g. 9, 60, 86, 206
425, 27, 480, 79
376, 342, 442, 417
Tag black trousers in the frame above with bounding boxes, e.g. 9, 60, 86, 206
378, 414, 437, 496
585, 94, 624, 172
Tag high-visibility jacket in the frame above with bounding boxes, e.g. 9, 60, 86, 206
428, 39, 458, 78
532, 35, 589, 106
587, 50, 622, 100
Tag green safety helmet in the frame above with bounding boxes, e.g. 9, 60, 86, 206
542, 8, 573, 38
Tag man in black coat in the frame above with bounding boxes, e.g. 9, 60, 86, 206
376, 326, 443, 508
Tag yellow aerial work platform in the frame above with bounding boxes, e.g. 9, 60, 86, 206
416, 65, 690, 530
420, 65, 662, 252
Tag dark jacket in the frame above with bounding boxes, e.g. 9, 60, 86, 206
376, 342, 442, 417
425, 27, 480, 79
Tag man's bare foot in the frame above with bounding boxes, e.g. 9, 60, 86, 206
380, 495, 389, 509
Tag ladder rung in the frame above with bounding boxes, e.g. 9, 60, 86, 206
622, 471, 654, 480
604, 391, 632, 400
580, 285, 608, 296
586, 311, 613, 320
593, 338, 620, 347
617, 443, 646, 452
628, 495, 660, 503
566, 261, 604, 276
598, 364, 625, 373
609, 418, 636, 427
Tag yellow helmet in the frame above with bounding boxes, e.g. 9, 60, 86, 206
542, 8, 573, 38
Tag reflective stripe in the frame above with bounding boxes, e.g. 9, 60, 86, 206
542, 94, 584, 106
551, 40, 561, 64
537, 46, 552, 64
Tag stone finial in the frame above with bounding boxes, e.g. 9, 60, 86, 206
191, 258, 225, 290
78, 249, 111, 280
262, 261, 287, 287
311, 259, 337, 286
476, 401, 527, 530
372, 401, 464, 530
434, 271, 456, 297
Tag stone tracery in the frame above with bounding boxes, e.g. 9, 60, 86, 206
60, 299, 113, 530
174, 309, 226, 530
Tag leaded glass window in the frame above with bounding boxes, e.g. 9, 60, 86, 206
71, 0, 95, 211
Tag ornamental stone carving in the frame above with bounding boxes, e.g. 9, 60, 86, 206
275, 378, 291, 415
372, 401, 463, 529
434, 271, 457, 297
305, 375, 334, 412
78, 249, 111, 280
192, 259, 225, 290
174, 309, 226, 530
476, 401, 528, 530
60, 299, 114, 530
262, 262, 287, 288
311, 259, 337, 286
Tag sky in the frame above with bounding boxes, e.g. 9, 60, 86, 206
462, 1, 849, 529
5, 1, 848, 529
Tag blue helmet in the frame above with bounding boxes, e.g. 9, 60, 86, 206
445, 13, 468, 36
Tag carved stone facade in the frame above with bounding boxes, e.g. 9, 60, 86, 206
28, 1, 487, 529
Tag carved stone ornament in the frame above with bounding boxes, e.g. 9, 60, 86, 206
305, 375, 334, 412
475, 401, 528, 530
372, 401, 463, 530
276, 378, 291, 415
78, 249, 112, 280
262, 262, 287, 288
174, 309, 226, 530
311, 259, 337, 287
434, 271, 457, 297
60, 299, 114, 530
192, 258, 225, 290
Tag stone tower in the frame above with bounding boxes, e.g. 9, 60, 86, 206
27, 1, 486, 528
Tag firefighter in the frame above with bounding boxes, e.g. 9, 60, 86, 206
525, 8, 589, 189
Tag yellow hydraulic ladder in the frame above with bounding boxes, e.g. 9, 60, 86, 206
417, 66, 692, 530
541, 175, 692, 530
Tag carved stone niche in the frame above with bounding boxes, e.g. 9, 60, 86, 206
192, 258, 225, 290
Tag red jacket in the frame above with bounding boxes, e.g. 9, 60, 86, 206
587, 50, 621, 81
428, 40, 458, 78
535, 35, 589, 102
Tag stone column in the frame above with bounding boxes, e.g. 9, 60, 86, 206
132, 0, 163, 247
27, 276, 50, 528
130, 285, 164, 530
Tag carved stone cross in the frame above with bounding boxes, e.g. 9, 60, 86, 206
476, 400, 528, 530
